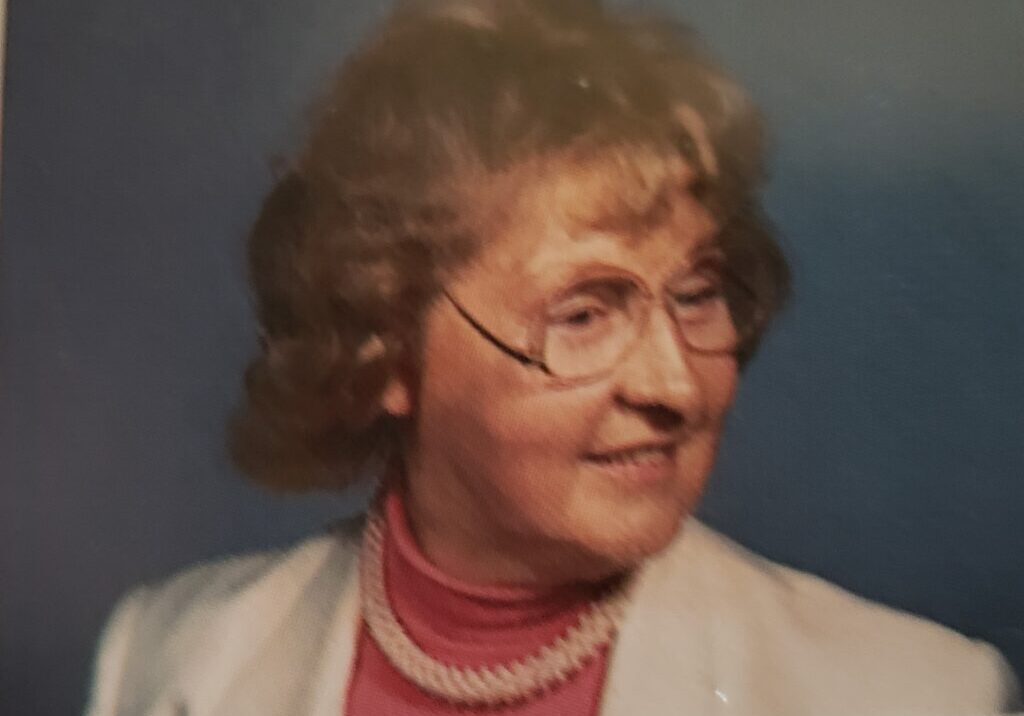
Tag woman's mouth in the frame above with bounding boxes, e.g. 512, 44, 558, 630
582, 444, 677, 488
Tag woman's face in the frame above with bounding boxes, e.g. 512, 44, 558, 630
389, 166, 739, 584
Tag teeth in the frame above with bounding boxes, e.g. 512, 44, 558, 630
591, 446, 667, 464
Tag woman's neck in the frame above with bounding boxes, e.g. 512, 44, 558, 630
397, 465, 623, 588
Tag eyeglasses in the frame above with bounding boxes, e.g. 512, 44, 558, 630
443, 263, 755, 385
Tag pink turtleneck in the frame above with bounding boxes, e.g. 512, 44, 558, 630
344, 490, 611, 714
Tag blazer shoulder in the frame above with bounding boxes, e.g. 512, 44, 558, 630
682, 522, 1019, 713
86, 520, 365, 715
131, 513, 365, 634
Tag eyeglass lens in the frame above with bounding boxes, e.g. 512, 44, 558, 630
540, 271, 742, 380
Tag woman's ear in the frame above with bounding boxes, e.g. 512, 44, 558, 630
357, 333, 414, 418
380, 374, 414, 418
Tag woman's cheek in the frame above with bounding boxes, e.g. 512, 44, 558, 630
514, 392, 607, 462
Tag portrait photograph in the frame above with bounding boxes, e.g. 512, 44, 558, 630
0, 1, 1022, 714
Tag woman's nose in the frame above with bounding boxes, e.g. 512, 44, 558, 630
612, 307, 705, 425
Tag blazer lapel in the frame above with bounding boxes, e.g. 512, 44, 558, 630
168, 522, 365, 716
600, 520, 722, 716
305, 553, 362, 716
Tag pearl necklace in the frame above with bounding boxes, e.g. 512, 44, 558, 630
358, 510, 634, 706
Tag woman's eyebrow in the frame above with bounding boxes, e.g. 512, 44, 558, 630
531, 262, 634, 298
686, 230, 720, 251
685, 240, 725, 265
535, 240, 724, 292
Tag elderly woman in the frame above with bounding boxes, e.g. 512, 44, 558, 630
86, 1, 1019, 714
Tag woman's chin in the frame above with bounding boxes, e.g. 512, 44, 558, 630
568, 502, 689, 577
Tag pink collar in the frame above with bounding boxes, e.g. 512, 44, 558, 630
382, 489, 600, 665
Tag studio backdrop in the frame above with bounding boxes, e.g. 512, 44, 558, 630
1, 1, 1021, 714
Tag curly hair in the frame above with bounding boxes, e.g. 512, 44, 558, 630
230, 0, 791, 492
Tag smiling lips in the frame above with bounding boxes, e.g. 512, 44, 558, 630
583, 443, 677, 488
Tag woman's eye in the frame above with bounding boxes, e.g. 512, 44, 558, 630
673, 285, 721, 308
554, 305, 605, 328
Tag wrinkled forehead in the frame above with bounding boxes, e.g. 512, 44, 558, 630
456, 147, 719, 296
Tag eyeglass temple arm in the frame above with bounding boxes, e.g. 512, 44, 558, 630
441, 290, 553, 376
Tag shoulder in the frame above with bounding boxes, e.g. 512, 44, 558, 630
124, 517, 362, 647
668, 521, 1020, 713
85, 517, 365, 716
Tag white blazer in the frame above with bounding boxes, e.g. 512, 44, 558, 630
84, 517, 1019, 716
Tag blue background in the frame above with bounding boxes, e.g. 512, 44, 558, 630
1, 1, 1021, 713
